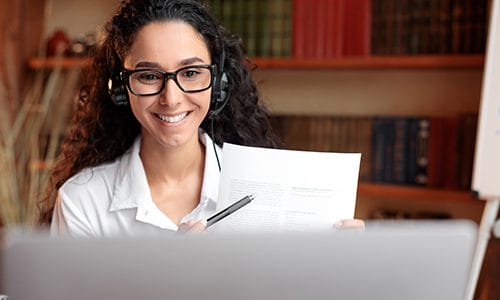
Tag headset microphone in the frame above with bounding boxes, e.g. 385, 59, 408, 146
210, 48, 231, 172
209, 47, 230, 119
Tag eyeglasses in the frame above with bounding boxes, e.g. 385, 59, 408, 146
120, 64, 215, 96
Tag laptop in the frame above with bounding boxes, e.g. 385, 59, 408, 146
1, 220, 476, 300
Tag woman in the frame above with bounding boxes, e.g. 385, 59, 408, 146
40, 0, 362, 236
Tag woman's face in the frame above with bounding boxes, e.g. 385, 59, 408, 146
123, 21, 212, 150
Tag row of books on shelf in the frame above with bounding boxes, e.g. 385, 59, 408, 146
205, 0, 487, 58
206, 0, 292, 57
270, 114, 477, 190
372, 0, 489, 55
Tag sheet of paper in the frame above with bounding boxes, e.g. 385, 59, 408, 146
211, 143, 361, 232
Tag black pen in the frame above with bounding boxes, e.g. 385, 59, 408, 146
206, 194, 254, 228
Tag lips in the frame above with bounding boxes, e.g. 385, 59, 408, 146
154, 111, 189, 123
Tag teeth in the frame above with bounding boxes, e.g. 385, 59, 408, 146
157, 112, 188, 123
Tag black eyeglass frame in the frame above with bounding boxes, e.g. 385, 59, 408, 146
120, 64, 216, 96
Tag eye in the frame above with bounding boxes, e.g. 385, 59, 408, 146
133, 70, 162, 84
179, 68, 201, 80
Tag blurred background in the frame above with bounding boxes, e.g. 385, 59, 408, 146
0, 0, 498, 298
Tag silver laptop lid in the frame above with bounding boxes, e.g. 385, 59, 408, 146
1, 220, 476, 300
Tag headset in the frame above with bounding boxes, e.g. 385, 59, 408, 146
107, 74, 129, 106
208, 49, 230, 119
107, 51, 230, 118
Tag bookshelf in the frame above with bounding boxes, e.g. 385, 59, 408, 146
356, 182, 485, 222
28, 0, 488, 223
358, 182, 478, 204
28, 57, 91, 69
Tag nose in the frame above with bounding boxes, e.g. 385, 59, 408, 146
159, 77, 182, 107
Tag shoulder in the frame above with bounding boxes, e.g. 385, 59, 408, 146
59, 159, 120, 211
52, 160, 123, 237
58, 136, 140, 212
60, 138, 138, 199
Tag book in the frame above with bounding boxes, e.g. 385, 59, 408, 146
406, 117, 421, 185
231, 0, 247, 44
282, 0, 293, 56
438, 0, 452, 53
371, 117, 388, 183
315, 0, 328, 58
343, 0, 372, 56
358, 117, 373, 182
292, 0, 306, 58
325, 0, 345, 57
443, 117, 459, 189
392, 117, 410, 184
415, 118, 430, 185
256, 0, 271, 57
245, 0, 258, 57
427, 117, 447, 187
457, 113, 477, 189
303, 0, 317, 57
450, 0, 465, 53
269, 0, 286, 57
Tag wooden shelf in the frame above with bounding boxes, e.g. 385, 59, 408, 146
28, 57, 92, 69
29, 54, 484, 70
358, 182, 481, 204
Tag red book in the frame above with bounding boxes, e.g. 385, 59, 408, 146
343, 0, 372, 56
315, 0, 328, 58
292, 0, 306, 58
325, 0, 345, 58
303, 0, 318, 57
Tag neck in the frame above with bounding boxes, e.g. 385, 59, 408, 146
139, 136, 205, 185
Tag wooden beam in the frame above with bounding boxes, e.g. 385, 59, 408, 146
0, 0, 45, 109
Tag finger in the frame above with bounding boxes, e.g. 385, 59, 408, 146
178, 219, 207, 233
333, 219, 365, 230
178, 220, 197, 233
188, 219, 207, 233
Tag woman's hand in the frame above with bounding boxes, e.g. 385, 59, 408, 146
333, 219, 365, 230
178, 219, 207, 233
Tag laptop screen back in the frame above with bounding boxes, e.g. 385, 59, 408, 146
1, 220, 476, 300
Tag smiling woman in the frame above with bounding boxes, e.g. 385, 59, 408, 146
124, 21, 213, 152
38, 0, 281, 236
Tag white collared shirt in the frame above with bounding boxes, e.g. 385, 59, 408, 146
50, 131, 221, 237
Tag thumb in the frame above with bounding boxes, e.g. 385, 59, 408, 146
178, 219, 207, 233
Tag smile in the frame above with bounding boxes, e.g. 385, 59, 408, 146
155, 112, 189, 123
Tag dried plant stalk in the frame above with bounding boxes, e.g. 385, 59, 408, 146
0, 59, 80, 227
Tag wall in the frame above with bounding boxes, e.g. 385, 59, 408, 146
45, 0, 120, 38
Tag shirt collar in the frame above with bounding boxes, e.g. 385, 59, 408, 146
108, 130, 221, 214
199, 131, 221, 208
109, 136, 151, 211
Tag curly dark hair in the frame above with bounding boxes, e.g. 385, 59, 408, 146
38, 0, 281, 225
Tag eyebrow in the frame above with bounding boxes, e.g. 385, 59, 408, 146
134, 57, 207, 69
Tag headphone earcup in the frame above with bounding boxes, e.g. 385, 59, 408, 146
219, 72, 229, 103
208, 71, 230, 119
211, 71, 229, 104
108, 78, 129, 106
